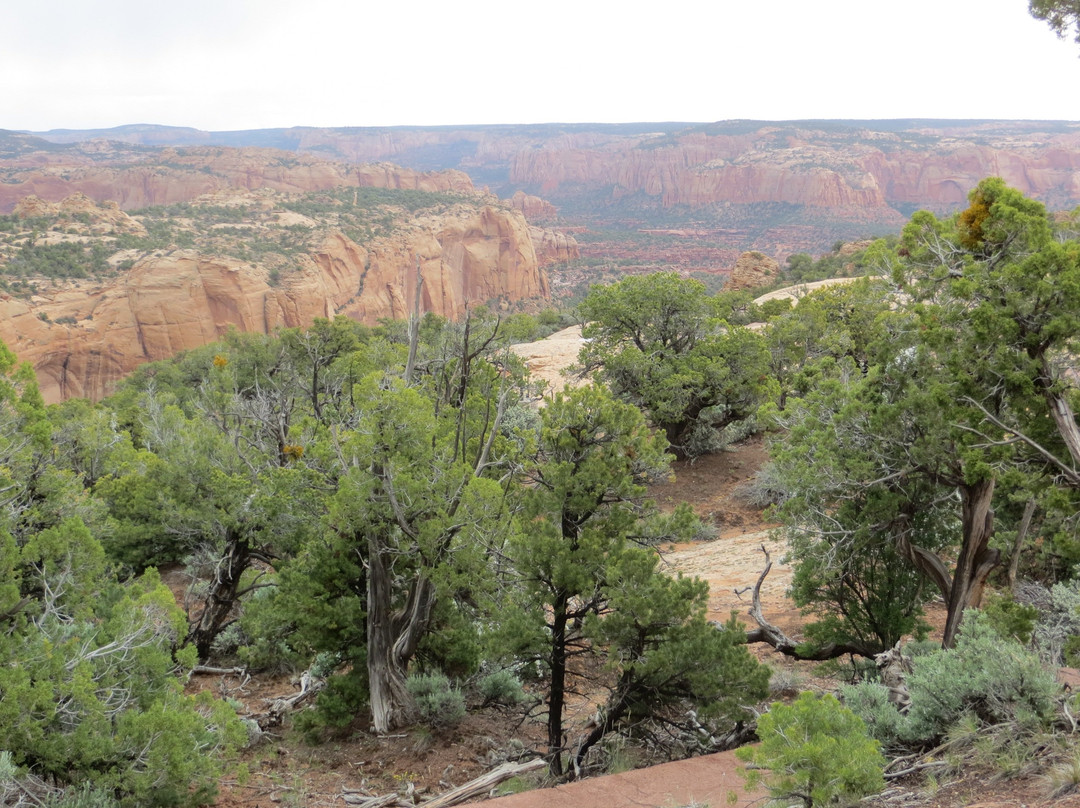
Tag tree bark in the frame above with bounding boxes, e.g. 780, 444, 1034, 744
366, 532, 437, 734
546, 591, 569, 776
1006, 497, 1037, 593
942, 477, 999, 648
188, 533, 251, 660
741, 546, 879, 660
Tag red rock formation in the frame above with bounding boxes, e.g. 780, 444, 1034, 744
727, 251, 780, 291
507, 127, 1080, 217
509, 190, 558, 221
1, 205, 548, 403
528, 226, 579, 265
14, 193, 146, 235
0, 148, 475, 213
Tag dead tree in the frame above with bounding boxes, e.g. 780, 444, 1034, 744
737, 546, 879, 661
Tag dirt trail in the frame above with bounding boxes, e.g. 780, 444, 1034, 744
473, 749, 767, 808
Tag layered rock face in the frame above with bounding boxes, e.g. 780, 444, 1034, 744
1, 204, 548, 403
0, 144, 571, 402
509, 190, 559, 221
0, 147, 474, 213
508, 128, 1080, 216
23, 122, 1080, 226
528, 226, 579, 264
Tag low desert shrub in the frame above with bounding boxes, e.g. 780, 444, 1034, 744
843, 610, 1059, 748
904, 611, 1058, 741
476, 669, 526, 707
406, 672, 466, 729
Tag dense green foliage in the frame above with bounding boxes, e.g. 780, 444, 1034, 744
0, 344, 244, 807
578, 272, 775, 457
13, 306, 761, 775
738, 692, 885, 807
767, 179, 1080, 652
493, 383, 763, 774
2, 240, 114, 280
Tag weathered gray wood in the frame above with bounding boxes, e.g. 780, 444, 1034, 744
420, 758, 547, 808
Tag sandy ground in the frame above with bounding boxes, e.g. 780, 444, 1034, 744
509, 325, 585, 396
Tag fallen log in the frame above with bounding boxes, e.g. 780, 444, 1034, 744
254, 669, 325, 730
421, 758, 546, 808
343, 758, 546, 808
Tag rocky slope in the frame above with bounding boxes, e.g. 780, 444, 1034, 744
0, 186, 552, 403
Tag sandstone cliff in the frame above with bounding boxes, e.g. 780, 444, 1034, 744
509, 190, 559, 221
507, 125, 1080, 218
0, 199, 548, 403
0, 147, 475, 213
24, 122, 1080, 228
528, 226, 579, 265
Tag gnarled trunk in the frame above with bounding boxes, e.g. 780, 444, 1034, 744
942, 477, 999, 648
366, 532, 437, 734
188, 533, 251, 661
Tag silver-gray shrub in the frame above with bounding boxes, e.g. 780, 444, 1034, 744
843, 610, 1060, 748
405, 672, 466, 729
1028, 579, 1080, 667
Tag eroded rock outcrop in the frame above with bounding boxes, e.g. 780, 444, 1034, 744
727, 251, 780, 291
528, 226, 579, 265
14, 193, 147, 235
1, 205, 548, 403
510, 190, 559, 221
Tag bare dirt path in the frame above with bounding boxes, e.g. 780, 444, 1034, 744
474, 749, 767, 808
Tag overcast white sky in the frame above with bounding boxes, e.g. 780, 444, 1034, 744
3, 0, 1078, 132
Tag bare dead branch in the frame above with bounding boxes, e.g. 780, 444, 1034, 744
739, 545, 876, 660
960, 395, 1080, 487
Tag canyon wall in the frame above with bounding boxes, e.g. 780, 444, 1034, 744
507, 127, 1080, 216
0, 204, 547, 403
21, 122, 1080, 221
0, 147, 474, 213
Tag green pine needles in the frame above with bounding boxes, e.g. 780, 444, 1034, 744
737, 692, 885, 808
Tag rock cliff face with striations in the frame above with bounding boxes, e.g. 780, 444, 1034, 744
528, 226, 579, 264
21, 122, 1080, 227
15, 122, 1080, 262
506, 126, 1080, 219
0, 202, 548, 403
0, 147, 474, 213
509, 190, 559, 221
